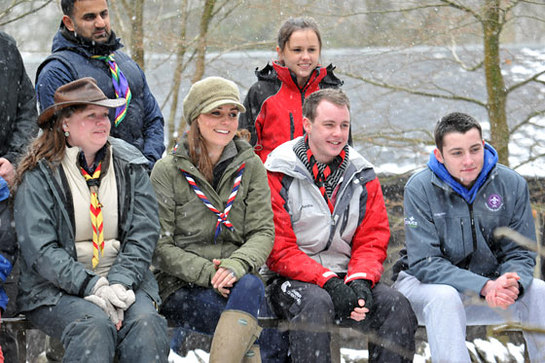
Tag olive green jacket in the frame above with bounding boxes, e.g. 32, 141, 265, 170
151, 138, 274, 301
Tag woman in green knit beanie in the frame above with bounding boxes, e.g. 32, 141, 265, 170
151, 76, 275, 362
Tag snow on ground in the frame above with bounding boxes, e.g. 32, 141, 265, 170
167, 339, 526, 362
169, 349, 209, 363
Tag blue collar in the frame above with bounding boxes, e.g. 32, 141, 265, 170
427, 143, 498, 203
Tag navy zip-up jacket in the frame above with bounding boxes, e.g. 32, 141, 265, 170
36, 28, 165, 169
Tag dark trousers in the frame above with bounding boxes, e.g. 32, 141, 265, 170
267, 278, 417, 363
161, 274, 264, 335
161, 274, 264, 356
27, 290, 169, 363
258, 298, 290, 363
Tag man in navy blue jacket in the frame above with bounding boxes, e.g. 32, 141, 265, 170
36, 0, 164, 169
393, 112, 545, 362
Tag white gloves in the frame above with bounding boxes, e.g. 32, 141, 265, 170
110, 284, 136, 309
84, 293, 121, 325
84, 277, 136, 327
89, 276, 109, 294
84, 277, 119, 325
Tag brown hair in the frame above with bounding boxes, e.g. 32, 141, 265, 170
434, 112, 483, 152
186, 120, 214, 184
16, 106, 85, 186
277, 17, 322, 52
185, 119, 250, 185
303, 88, 350, 122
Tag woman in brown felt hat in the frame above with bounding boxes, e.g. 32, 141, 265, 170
13, 77, 169, 363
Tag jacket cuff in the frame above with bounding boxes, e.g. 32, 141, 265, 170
345, 272, 374, 286
317, 270, 338, 288
81, 275, 101, 297
204, 263, 217, 286
219, 258, 247, 279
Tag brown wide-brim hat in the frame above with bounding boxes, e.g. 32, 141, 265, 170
37, 77, 127, 127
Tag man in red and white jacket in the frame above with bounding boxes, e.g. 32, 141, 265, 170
264, 88, 417, 363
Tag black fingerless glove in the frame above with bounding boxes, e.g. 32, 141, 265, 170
348, 279, 374, 311
323, 277, 358, 319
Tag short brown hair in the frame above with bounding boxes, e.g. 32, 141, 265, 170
434, 112, 482, 152
303, 89, 350, 122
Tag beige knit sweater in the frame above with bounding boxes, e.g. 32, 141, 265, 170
61, 146, 120, 277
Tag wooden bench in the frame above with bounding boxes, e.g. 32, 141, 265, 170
1, 315, 345, 363
1, 315, 528, 363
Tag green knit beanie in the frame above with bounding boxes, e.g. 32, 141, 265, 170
183, 76, 246, 125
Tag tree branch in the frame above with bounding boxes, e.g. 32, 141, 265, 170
449, 36, 484, 71
439, 0, 482, 22
513, 152, 545, 171
341, 71, 487, 107
506, 69, 545, 94
510, 109, 545, 135
0, 0, 55, 26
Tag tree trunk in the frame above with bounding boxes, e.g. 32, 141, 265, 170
482, 0, 509, 165
130, 0, 145, 70
192, 0, 216, 83
166, 0, 190, 151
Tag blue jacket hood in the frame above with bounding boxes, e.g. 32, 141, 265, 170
427, 142, 498, 203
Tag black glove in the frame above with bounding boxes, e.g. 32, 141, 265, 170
348, 279, 374, 311
323, 277, 358, 319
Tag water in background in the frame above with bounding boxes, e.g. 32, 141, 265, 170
22, 45, 545, 176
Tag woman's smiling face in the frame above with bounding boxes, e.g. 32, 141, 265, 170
197, 104, 240, 151
277, 28, 321, 87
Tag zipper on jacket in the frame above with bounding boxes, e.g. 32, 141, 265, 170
455, 200, 478, 270
469, 204, 477, 255
459, 204, 478, 269
290, 112, 295, 140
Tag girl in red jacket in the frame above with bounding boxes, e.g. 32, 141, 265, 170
239, 17, 343, 163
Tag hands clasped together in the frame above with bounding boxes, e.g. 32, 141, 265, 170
211, 259, 237, 298
480, 272, 521, 310
85, 277, 136, 330
323, 278, 374, 322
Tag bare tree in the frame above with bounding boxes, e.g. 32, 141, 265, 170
159, 0, 247, 147
110, 0, 146, 69
339, 0, 545, 167
192, 0, 216, 83
0, 0, 54, 26
166, 0, 190, 150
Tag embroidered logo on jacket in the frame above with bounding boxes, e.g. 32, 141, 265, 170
486, 194, 503, 211
404, 216, 418, 228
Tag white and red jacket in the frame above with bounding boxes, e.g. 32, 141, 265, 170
240, 62, 343, 163
264, 138, 390, 287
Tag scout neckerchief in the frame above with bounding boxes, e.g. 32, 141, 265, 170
78, 147, 107, 269
294, 136, 348, 213
181, 163, 246, 242
80, 161, 104, 269
91, 54, 132, 126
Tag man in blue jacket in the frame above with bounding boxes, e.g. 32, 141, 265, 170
393, 112, 545, 362
35, 0, 164, 169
